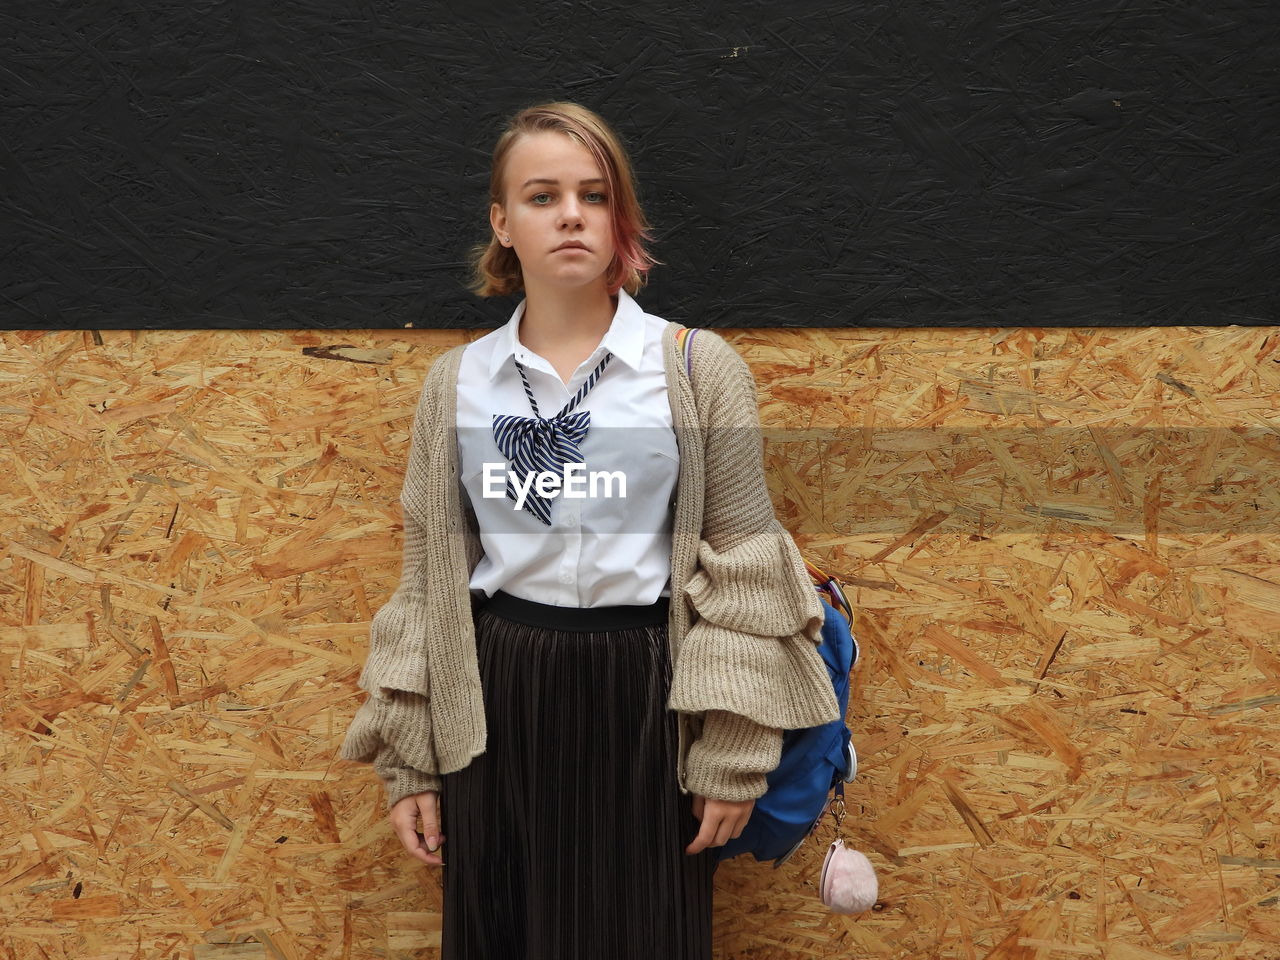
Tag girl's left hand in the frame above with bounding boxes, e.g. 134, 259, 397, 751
685, 794, 754, 854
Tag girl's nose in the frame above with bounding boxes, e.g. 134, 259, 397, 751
559, 196, 584, 226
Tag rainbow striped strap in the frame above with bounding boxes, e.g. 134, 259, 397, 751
805, 557, 853, 625
674, 325, 698, 378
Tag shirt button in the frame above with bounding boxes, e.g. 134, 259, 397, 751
558, 570, 573, 584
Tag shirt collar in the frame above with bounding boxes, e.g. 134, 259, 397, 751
487, 287, 647, 381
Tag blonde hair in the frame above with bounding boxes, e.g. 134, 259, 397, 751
468, 101, 658, 298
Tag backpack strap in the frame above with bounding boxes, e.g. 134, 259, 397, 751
805, 557, 854, 631
673, 324, 699, 380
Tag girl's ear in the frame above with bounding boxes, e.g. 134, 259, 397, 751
490, 202, 508, 244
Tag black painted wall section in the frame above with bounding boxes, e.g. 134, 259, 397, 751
3, 1, 1276, 329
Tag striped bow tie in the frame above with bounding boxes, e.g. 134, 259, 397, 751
491, 351, 614, 525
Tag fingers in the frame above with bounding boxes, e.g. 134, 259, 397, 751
691, 819, 721, 855
685, 810, 733, 855
685, 796, 754, 855
685, 794, 709, 855
417, 792, 442, 852
389, 791, 446, 866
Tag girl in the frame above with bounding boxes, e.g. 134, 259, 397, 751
340, 101, 838, 960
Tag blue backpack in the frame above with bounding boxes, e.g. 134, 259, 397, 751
715, 578, 861, 866
672, 326, 863, 867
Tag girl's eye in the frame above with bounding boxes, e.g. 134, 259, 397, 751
531, 193, 552, 205
585, 191, 607, 203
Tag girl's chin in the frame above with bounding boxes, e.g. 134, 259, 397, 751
529, 266, 610, 289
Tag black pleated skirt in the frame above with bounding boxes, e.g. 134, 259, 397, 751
439, 590, 717, 960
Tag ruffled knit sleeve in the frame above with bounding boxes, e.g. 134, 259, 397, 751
669, 332, 840, 803
670, 527, 840, 801
671, 528, 835, 727
341, 687, 442, 808
338, 572, 444, 808
338, 356, 453, 807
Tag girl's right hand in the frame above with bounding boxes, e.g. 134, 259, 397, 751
389, 790, 445, 866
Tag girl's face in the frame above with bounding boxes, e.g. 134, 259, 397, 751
490, 131, 617, 294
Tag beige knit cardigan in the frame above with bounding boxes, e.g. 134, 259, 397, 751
339, 322, 839, 808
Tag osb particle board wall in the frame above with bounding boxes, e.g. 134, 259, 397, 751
1, 326, 1277, 960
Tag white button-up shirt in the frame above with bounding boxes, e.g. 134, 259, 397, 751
455, 287, 680, 608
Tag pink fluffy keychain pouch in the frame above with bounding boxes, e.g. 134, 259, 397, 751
819, 839, 878, 914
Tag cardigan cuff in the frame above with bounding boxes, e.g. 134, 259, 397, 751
373, 741, 443, 810
683, 710, 782, 802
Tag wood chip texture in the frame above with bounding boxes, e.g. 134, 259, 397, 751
2, 325, 1278, 959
